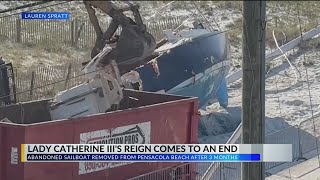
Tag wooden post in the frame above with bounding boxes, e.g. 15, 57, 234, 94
71, 20, 75, 46
241, 1, 266, 180
16, 18, 21, 43
75, 22, 85, 48
73, 18, 79, 47
29, 71, 35, 99
64, 63, 72, 90
73, 18, 85, 48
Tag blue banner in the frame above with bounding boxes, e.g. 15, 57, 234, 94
26, 154, 260, 162
21, 12, 70, 20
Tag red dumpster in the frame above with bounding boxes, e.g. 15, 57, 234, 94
0, 89, 199, 180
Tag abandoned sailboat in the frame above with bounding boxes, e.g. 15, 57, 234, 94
122, 24, 231, 108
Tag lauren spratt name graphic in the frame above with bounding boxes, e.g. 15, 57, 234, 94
25, 154, 260, 162
21, 12, 70, 20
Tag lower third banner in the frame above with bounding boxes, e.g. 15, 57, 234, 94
24, 154, 260, 162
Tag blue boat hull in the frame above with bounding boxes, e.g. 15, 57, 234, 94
167, 63, 229, 108
127, 30, 231, 108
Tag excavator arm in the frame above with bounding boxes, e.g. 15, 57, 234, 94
83, 1, 156, 75
84, 3, 105, 58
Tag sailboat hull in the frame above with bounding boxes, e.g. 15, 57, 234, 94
128, 30, 231, 108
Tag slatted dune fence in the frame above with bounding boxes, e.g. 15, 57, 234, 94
14, 65, 60, 102
13, 59, 86, 102
0, 16, 17, 41
0, 15, 184, 48
147, 17, 184, 40
14, 68, 32, 102
20, 19, 72, 45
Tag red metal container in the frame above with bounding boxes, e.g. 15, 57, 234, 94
0, 89, 199, 180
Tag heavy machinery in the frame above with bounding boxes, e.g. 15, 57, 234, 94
49, 1, 157, 119
83, 1, 157, 76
